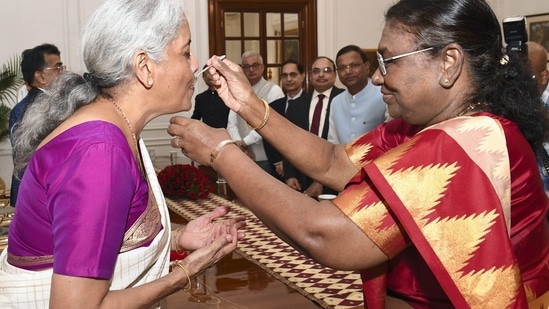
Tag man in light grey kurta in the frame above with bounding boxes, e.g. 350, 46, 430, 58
328, 45, 387, 144
227, 51, 284, 173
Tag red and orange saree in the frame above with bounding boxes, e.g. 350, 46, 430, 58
334, 114, 549, 308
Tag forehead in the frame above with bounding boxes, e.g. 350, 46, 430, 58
242, 55, 260, 64
172, 22, 191, 49
282, 63, 299, 72
312, 58, 332, 68
337, 51, 362, 64
44, 53, 61, 65
378, 23, 416, 54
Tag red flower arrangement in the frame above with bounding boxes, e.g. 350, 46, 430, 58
158, 164, 213, 200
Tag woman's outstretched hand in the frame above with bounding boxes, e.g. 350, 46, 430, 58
176, 206, 246, 278
179, 221, 242, 278
177, 206, 246, 251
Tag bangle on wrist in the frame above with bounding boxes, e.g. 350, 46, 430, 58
236, 140, 247, 150
172, 260, 192, 291
172, 228, 186, 255
210, 139, 236, 163
247, 99, 270, 131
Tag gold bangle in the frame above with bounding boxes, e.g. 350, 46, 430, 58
247, 99, 270, 131
172, 228, 185, 255
210, 139, 236, 163
172, 260, 192, 291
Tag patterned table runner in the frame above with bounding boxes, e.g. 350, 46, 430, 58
166, 194, 364, 309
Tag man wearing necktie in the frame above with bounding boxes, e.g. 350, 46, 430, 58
284, 57, 344, 198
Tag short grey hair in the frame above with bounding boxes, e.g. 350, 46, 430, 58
241, 51, 263, 65
13, 0, 188, 175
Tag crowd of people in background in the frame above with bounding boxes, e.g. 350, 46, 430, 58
194, 48, 390, 198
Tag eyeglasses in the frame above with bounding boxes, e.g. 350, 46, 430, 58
376, 47, 433, 75
44, 64, 66, 73
281, 72, 299, 79
242, 63, 263, 70
311, 67, 334, 75
336, 62, 364, 73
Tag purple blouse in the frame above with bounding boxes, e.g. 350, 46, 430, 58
7, 121, 149, 279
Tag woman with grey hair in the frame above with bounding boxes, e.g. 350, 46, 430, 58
0, 0, 245, 307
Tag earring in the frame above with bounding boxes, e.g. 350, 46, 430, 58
444, 78, 450, 84
148, 80, 153, 86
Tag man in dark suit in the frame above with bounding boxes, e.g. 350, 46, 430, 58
264, 60, 305, 180
9, 43, 63, 206
284, 56, 344, 197
191, 66, 230, 128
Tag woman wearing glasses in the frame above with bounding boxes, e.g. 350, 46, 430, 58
169, 0, 549, 307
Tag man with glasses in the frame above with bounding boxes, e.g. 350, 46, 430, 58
227, 51, 284, 173
328, 45, 387, 144
264, 60, 306, 180
284, 56, 343, 197
9, 43, 64, 206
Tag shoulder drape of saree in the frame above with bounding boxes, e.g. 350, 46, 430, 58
334, 116, 527, 308
0, 140, 171, 309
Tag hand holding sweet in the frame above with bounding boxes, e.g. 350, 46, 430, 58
204, 56, 259, 114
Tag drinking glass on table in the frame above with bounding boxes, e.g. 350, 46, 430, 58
170, 151, 177, 165
216, 172, 227, 184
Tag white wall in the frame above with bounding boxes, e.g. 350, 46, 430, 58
1, 0, 549, 188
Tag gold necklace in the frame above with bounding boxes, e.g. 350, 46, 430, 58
111, 99, 143, 175
457, 102, 486, 117
457, 104, 475, 117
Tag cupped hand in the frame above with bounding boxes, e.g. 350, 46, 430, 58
204, 56, 258, 113
180, 222, 242, 277
177, 206, 246, 251
168, 118, 231, 166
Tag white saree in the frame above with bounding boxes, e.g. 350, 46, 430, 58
0, 140, 172, 308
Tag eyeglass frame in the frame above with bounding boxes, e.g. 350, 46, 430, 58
311, 67, 334, 75
336, 62, 365, 73
281, 72, 300, 79
241, 63, 263, 71
376, 47, 433, 75
43, 64, 66, 73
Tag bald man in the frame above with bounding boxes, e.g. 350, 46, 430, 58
527, 41, 549, 105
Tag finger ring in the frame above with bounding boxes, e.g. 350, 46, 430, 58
175, 136, 180, 148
